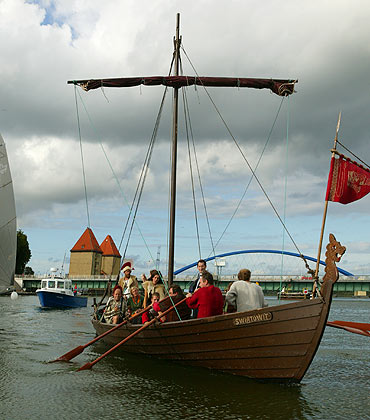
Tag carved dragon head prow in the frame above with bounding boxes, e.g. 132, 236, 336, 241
321, 233, 346, 289
328, 233, 346, 263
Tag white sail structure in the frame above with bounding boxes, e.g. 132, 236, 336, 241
0, 134, 16, 292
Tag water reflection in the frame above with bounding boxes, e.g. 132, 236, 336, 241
95, 349, 318, 419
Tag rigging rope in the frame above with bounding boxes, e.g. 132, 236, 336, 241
181, 44, 312, 272
179, 53, 217, 261
336, 140, 370, 170
73, 52, 182, 320
74, 85, 91, 228
77, 82, 183, 320
116, 51, 183, 320
75, 89, 153, 262
212, 97, 285, 252
179, 56, 201, 257
179, 56, 216, 263
182, 87, 202, 258
163, 90, 182, 321
166, 94, 173, 277
190, 120, 217, 259
122, 52, 176, 262
121, 89, 166, 260
279, 96, 290, 302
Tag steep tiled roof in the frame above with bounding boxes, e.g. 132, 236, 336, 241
70, 227, 102, 253
100, 235, 121, 257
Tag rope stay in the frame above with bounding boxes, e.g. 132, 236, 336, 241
121, 51, 175, 258
336, 140, 370, 170
190, 109, 217, 260
74, 85, 91, 228
178, 55, 202, 258
76, 61, 183, 321
180, 44, 313, 273
279, 96, 290, 301
212, 97, 285, 252
178, 55, 217, 261
118, 51, 184, 319
182, 87, 202, 259
74, 88, 154, 263
120, 88, 166, 260
120, 50, 177, 262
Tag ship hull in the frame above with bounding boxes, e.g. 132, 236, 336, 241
91, 281, 334, 382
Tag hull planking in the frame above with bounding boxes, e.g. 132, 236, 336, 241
91, 280, 335, 382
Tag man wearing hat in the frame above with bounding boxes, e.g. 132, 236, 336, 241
225, 269, 268, 312
118, 262, 139, 298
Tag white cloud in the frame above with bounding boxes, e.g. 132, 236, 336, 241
1, 0, 370, 273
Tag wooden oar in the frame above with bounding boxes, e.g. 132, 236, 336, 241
327, 320, 370, 337
51, 296, 168, 362
77, 297, 187, 371
51, 310, 146, 362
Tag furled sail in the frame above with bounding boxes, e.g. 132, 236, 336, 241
0, 134, 16, 292
69, 76, 296, 97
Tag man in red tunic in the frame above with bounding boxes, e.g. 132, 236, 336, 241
186, 271, 224, 318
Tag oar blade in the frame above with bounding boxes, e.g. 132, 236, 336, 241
343, 326, 370, 337
77, 361, 93, 372
330, 320, 370, 332
51, 345, 85, 363
327, 321, 370, 337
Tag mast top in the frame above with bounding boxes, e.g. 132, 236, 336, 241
68, 10, 296, 97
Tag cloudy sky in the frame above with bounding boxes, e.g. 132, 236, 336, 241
1, 0, 370, 276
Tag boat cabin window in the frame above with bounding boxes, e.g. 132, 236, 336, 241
41, 281, 47, 288
65, 282, 72, 290
57, 281, 65, 289
48, 281, 55, 288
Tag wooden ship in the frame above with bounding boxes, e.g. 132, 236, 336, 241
66, 15, 354, 382
90, 234, 345, 382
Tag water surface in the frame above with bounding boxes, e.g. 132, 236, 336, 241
0, 296, 369, 419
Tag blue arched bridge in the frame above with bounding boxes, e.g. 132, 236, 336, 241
174, 249, 353, 276
19, 250, 369, 297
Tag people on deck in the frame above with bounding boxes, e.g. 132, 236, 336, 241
188, 259, 207, 293
225, 269, 268, 312
118, 262, 138, 298
188, 259, 207, 318
142, 269, 166, 307
159, 284, 191, 322
127, 286, 144, 324
224, 281, 236, 313
103, 285, 127, 324
142, 292, 166, 323
186, 271, 224, 319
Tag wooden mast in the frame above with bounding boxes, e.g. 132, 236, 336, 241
168, 13, 181, 286
313, 112, 341, 294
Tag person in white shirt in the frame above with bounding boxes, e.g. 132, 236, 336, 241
226, 269, 268, 312
118, 263, 138, 298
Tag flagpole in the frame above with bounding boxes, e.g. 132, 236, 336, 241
313, 112, 341, 295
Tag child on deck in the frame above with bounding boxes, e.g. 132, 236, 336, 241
142, 292, 166, 323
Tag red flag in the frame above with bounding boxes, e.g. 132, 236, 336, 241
325, 154, 370, 204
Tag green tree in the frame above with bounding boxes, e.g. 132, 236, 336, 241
24, 266, 34, 276
16, 230, 32, 274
